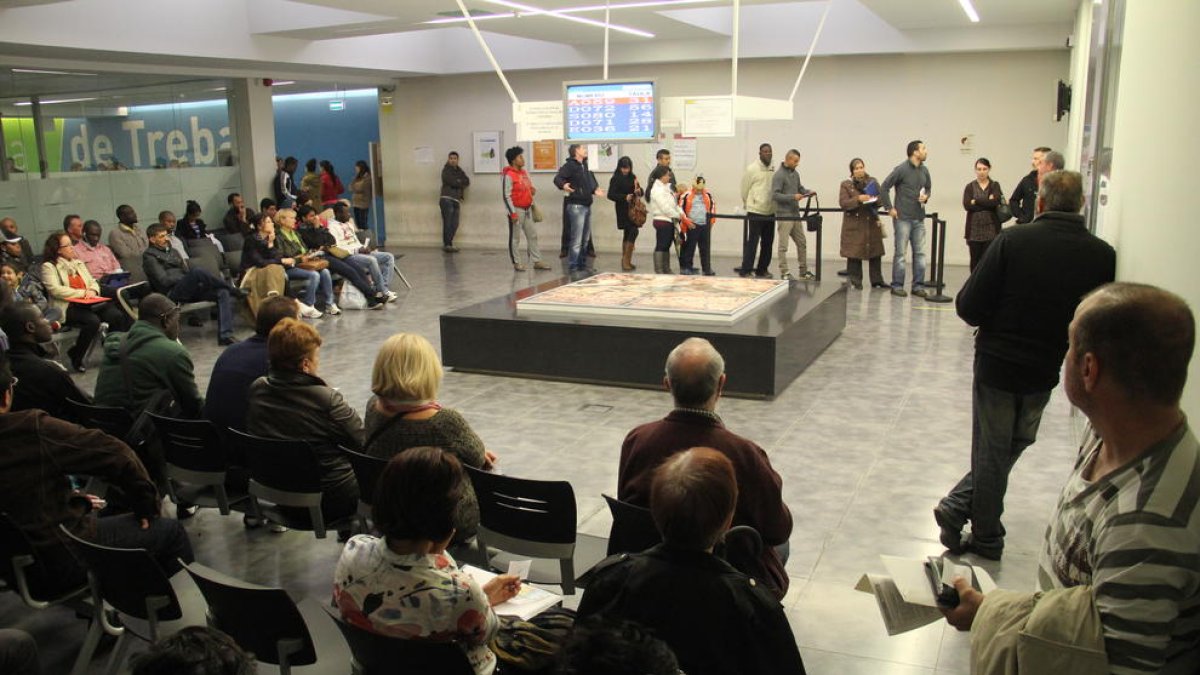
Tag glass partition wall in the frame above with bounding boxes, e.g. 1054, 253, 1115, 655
0, 73, 242, 247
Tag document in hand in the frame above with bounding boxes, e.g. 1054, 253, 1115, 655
462, 564, 562, 621
854, 555, 996, 636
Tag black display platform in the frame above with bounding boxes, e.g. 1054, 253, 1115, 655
440, 276, 847, 399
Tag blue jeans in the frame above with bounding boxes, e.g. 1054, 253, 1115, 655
286, 266, 332, 306
168, 269, 235, 340
891, 218, 927, 290
938, 375, 1051, 551
440, 198, 460, 247
350, 251, 393, 290
565, 203, 592, 271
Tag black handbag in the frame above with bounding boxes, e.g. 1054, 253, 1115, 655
804, 194, 823, 232
996, 193, 1014, 225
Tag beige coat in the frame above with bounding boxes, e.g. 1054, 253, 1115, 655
971, 586, 1107, 675
741, 161, 776, 215
41, 258, 101, 315
838, 178, 885, 260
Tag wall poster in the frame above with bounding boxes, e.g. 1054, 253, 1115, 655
531, 139, 559, 172
472, 130, 502, 174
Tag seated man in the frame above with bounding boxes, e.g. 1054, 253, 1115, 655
108, 205, 149, 271
944, 283, 1200, 674
295, 205, 384, 308
142, 223, 240, 346
156, 211, 191, 261
1, 232, 30, 274
580, 448, 806, 675
0, 217, 34, 269
0, 303, 91, 418
619, 337, 793, 597
131, 626, 253, 675
204, 295, 299, 433
0, 352, 194, 597
75, 219, 124, 282
94, 293, 204, 418
327, 202, 396, 302
222, 192, 254, 236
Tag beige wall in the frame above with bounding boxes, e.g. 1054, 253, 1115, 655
380, 50, 1068, 266
1104, 0, 1200, 419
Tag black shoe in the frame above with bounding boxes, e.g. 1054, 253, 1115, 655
177, 504, 199, 520
933, 507, 966, 554
754, 271, 773, 279
68, 349, 87, 373
850, 279, 863, 289
243, 515, 264, 530
218, 336, 238, 346
963, 534, 1003, 561
836, 269, 850, 277
702, 269, 716, 276
871, 282, 890, 289
912, 288, 930, 299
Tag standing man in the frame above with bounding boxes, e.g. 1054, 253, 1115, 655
502, 146, 550, 272
1039, 150, 1065, 181
772, 149, 816, 281
1009, 146, 1050, 224
553, 144, 605, 277
440, 151, 470, 253
879, 140, 932, 298
108, 204, 149, 270
943, 283, 1200, 674
651, 148, 677, 196
274, 156, 298, 208
142, 223, 241, 346
934, 170, 1116, 560
738, 143, 776, 277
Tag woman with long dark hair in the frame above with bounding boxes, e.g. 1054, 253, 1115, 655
349, 160, 373, 227
963, 157, 1003, 271
607, 156, 644, 271
320, 160, 345, 207
40, 232, 130, 371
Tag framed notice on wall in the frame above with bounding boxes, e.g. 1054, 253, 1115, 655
472, 131, 502, 174
532, 140, 559, 172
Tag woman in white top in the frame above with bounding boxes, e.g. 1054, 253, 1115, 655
647, 167, 688, 274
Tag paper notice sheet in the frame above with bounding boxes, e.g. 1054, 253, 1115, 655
462, 564, 561, 620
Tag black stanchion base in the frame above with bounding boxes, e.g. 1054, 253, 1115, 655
924, 293, 953, 304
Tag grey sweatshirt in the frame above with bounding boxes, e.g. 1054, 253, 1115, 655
879, 159, 931, 221
771, 165, 810, 217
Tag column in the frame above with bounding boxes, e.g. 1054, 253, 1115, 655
227, 78, 277, 208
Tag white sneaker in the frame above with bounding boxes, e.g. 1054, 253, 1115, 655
298, 302, 323, 319
326, 303, 342, 316
385, 291, 398, 302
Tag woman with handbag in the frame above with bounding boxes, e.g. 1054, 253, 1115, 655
608, 156, 644, 271
274, 208, 334, 317
839, 158, 887, 290
963, 157, 1005, 272
647, 167, 689, 274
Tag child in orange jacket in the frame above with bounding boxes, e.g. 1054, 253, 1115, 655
677, 176, 716, 275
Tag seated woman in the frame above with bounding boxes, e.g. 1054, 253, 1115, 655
174, 200, 210, 240
238, 213, 288, 318
577, 447, 807, 675
40, 232, 131, 372
334, 447, 521, 675
245, 318, 361, 527
365, 333, 497, 541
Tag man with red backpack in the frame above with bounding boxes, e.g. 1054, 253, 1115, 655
502, 146, 550, 272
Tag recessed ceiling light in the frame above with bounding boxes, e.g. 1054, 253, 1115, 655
958, 0, 980, 23
11, 68, 97, 76
485, 0, 654, 37
272, 80, 296, 86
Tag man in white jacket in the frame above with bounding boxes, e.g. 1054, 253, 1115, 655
738, 143, 776, 277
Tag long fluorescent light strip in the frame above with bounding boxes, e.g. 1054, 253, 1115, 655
958, 0, 980, 23
11, 68, 97, 76
13, 97, 97, 106
485, 0, 655, 37
425, 0, 710, 25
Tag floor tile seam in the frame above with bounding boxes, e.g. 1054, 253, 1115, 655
795, 646, 937, 673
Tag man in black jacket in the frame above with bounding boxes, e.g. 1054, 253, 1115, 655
439, 151, 470, 252
1008, 146, 1049, 224
0, 303, 91, 418
143, 223, 240, 345
553, 144, 605, 276
935, 170, 1115, 560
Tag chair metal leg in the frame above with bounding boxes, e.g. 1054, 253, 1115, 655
69, 612, 106, 675
103, 633, 131, 675
311, 506, 327, 539
559, 558, 575, 596
392, 264, 412, 290
277, 637, 304, 675
215, 485, 231, 515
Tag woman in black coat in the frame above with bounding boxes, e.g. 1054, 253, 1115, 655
607, 156, 644, 271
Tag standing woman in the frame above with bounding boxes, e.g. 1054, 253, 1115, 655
320, 160, 345, 208
963, 157, 1003, 272
40, 232, 131, 371
349, 160, 373, 228
607, 156, 643, 271
839, 158, 886, 289
647, 166, 688, 274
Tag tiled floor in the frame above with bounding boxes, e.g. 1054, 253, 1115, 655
4, 246, 1086, 673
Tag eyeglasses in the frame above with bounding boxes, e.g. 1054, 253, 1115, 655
8, 377, 17, 389
58, 242, 74, 249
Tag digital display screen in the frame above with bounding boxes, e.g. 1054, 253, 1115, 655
564, 80, 657, 143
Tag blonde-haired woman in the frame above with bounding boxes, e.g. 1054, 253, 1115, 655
365, 333, 496, 542
274, 207, 335, 316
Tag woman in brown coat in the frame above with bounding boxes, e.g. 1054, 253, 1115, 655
839, 158, 886, 289
963, 157, 1003, 272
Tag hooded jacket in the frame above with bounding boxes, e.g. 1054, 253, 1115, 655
93, 319, 204, 417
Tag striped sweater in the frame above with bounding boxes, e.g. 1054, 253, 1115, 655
1037, 422, 1200, 674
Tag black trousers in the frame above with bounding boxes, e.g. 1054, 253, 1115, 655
739, 212, 775, 273
968, 240, 993, 272
64, 300, 130, 360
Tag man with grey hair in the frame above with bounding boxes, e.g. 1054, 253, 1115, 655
618, 337, 794, 597
934, 170, 1115, 560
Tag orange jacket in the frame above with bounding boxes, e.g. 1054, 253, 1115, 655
678, 189, 716, 233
